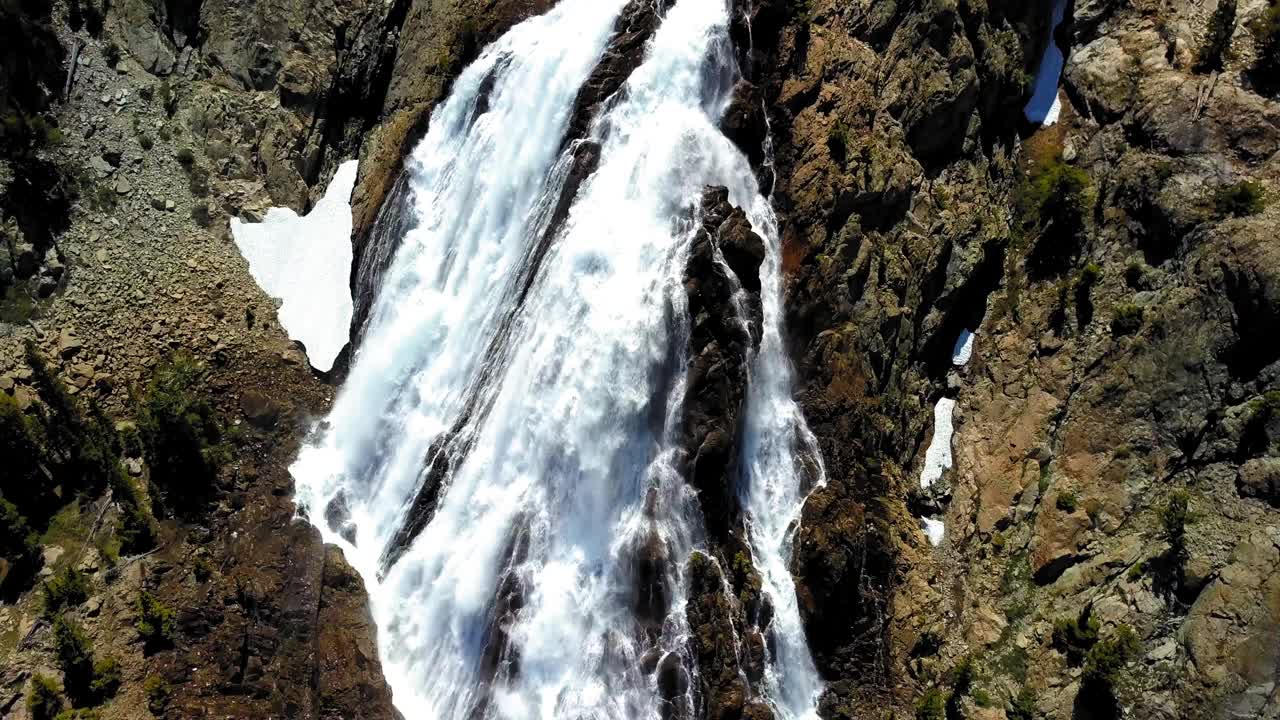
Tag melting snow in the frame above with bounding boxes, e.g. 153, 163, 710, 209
920, 397, 956, 489
920, 328, 977, 543
952, 328, 975, 366
1024, 0, 1068, 126
921, 517, 945, 547
232, 160, 358, 372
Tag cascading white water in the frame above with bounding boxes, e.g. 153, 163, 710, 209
292, 1, 823, 718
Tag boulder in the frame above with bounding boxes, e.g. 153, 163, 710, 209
720, 80, 767, 165
239, 390, 282, 430
1030, 497, 1092, 584
57, 328, 82, 358
1237, 458, 1280, 507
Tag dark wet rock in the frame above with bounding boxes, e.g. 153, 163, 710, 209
685, 552, 755, 720
632, 529, 671, 630
324, 491, 358, 545
656, 651, 691, 705
379, 434, 455, 574
680, 187, 765, 545
476, 527, 530, 698
791, 470, 896, 681
720, 80, 767, 167
563, 0, 665, 147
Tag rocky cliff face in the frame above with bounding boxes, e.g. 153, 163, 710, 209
3, 0, 1279, 719
728, 0, 1280, 718
1, 0, 401, 718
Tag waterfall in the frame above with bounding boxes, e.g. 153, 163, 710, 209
292, 1, 823, 717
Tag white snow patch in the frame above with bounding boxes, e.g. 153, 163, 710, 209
1024, 0, 1068, 126
232, 160, 358, 372
921, 517, 945, 547
920, 397, 955, 489
952, 328, 975, 366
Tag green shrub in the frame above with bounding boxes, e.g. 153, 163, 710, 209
42, 567, 90, 618
915, 687, 947, 720
1017, 156, 1091, 277
972, 688, 994, 708
1053, 607, 1101, 664
0, 113, 63, 154
23, 343, 122, 497
114, 493, 157, 555
138, 353, 227, 516
52, 615, 94, 702
188, 164, 210, 197
0, 497, 40, 595
996, 645, 1030, 677
1077, 262, 1102, 286
827, 119, 850, 164
1126, 560, 1147, 581
176, 147, 195, 166
24, 342, 81, 461
1083, 625, 1141, 684
27, 673, 64, 720
1250, 0, 1280, 94
193, 556, 214, 582
103, 41, 121, 67
1159, 490, 1192, 561
945, 656, 976, 718
1196, 0, 1237, 72
54, 709, 102, 720
1008, 686, 1037, 720
136, 590, 176, 649
1074, 263, 1102, 327
0, 392, 44, 509
1212, 180, 1266, 218
89, 656, 121, 700
1111, 303, 1143, 336
144, 675, 171, 714
1056, 491, 1079, 513
90, 183, 118, 211
159, 80, 178, 117
94, 528, 122, 566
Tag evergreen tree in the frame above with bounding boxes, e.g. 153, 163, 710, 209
1196, 0, 1237, 72
1251, 0, 1280, 94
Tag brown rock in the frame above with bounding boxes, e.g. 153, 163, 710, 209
57, 327, 83, 358
1029, 497, 1092, 584
1237, 458, 1280, 507
239, 390, 282, 429
316, 546, 402, 720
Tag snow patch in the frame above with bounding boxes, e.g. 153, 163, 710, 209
952, 328, 975, 366
232, 160, 358, 372
1024, 0, 1068, 126
921, 517, 945, 547
920, 397, 956, 489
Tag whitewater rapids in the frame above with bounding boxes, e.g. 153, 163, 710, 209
292, 1, 823, 718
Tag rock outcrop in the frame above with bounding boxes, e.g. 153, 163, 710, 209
671, 187, 775, 720
727, 0, 1280, 717
681, 186, 765, 546
1, 0, 402, 717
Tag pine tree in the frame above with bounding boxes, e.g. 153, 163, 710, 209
1196, 0, 1237, 72
1252, 0, 1280, 94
